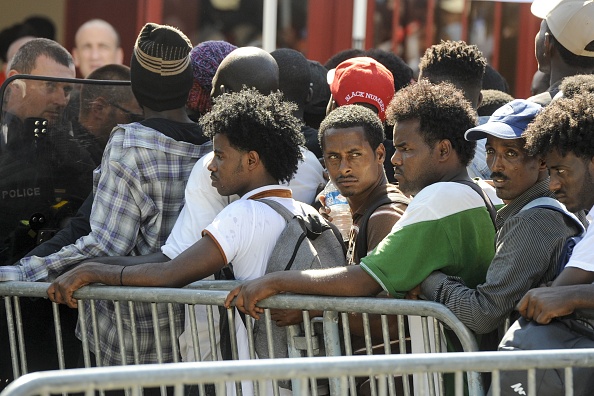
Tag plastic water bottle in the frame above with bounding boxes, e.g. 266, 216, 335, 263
320, 181, 353, 241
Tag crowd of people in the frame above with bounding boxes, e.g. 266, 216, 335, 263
1, 0, 594, 394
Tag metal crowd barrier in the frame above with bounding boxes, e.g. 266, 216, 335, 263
0, 280, 482, 395
3, 350, 594, 396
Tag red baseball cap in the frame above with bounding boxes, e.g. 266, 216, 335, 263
327, 56, 395, 121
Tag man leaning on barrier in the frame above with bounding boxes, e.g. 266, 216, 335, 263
517, 92, 594, 324
224, 80, 495, 333
409, 99, 585, 348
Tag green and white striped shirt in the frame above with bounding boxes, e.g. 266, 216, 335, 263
361, 181, 495, 298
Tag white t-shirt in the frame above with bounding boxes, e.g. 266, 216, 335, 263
205, 185, 307, 396
564, 204, 593, 272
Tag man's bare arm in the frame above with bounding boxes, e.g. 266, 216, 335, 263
79, 252, 170, 266
517, 284, 594, 324
552, 267, 594, 286
48, 235, 226, 308
225, 265, 382, 319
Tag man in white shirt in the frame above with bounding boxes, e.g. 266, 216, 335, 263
518, 92, 594, 323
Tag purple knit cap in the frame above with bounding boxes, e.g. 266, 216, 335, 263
187, 40, 237, 115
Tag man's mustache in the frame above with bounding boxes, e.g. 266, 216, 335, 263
490, 172, 509, 181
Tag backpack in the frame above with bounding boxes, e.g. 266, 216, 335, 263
494, 202, 589, 396
354, 187, 410, 264
520, 197, 585, 274
218, 198, 347, 364
494, 317, 594, 396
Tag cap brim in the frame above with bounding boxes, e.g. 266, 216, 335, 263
531, 0, 565, 18
465, 122, 523, 141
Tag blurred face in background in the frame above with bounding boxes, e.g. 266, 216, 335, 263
73, 21, 123, 77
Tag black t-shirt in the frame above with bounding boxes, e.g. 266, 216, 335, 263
140, 119, 209, 145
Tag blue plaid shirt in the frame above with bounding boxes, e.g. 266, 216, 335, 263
2, 122, 212, 365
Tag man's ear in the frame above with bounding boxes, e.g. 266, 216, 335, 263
436, 139, 452, 161
305, 83, 313, 104
7, 70, 26, 97
72, 48, 80, 68
544, 32, 555, 59
214, 84, 230, 97
376, 142, 386, 163
247, 150, 260, 170
326, 97, 336, 116
115, 48, 124, 65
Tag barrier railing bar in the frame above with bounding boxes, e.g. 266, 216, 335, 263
3, 350, 594, 396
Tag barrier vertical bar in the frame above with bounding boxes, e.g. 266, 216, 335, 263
5, 297, 20, 379
51, 302, 65, 370
323, 310, 345, 395
13, 297, 27, 375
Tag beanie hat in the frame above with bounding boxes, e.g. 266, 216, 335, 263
186, 40, 237, 116
531, 0, 594, 58
327, 57, 395, 121
130, 23, 193, 111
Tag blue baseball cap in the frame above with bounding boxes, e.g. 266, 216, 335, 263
465, 99, 542, 141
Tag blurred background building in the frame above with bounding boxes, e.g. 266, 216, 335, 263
0, 0, 538, 97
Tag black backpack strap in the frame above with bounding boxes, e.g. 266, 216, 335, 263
454, 179, 497, 229
355, 192, 410, 264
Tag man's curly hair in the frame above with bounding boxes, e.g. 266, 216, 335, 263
524, 92, 594, 160
419, 40, 486, 91
386, 79, 477, 166
559, 74, 594, 99
477, 89, 514, 117
318, 105, 385, 150
200, 89, 304, 184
